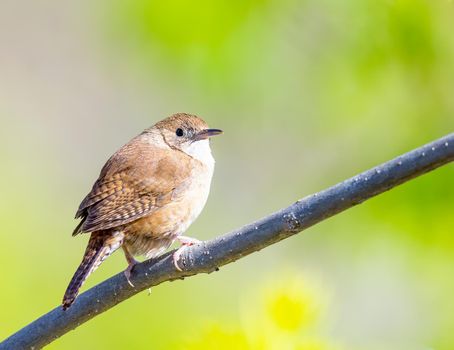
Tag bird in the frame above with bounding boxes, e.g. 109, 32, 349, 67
62, 113, 222, 310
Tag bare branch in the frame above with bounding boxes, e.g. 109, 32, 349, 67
1, 133, 453, 350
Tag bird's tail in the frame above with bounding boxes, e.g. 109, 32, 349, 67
62, 231, 124, 310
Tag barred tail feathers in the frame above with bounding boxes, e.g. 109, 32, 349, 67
62, 231, 124, 310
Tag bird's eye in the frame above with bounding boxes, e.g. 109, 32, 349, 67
175, 128, 184, 137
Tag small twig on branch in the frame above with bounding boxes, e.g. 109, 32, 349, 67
1, 133, 453, 349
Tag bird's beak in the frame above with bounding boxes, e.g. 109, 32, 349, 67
193, 128, 223, 141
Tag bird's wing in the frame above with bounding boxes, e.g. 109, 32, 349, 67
73, 137, 190, 235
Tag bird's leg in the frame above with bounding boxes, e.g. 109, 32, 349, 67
173, 236, 202, 271
123, 245, 139, 287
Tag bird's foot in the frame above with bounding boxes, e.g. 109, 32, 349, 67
124, 258, 139, 287
173, 236, 201, 271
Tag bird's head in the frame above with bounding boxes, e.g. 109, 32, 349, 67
152, 113, 222, 164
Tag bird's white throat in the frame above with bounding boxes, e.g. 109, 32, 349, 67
184, 139, 215, 168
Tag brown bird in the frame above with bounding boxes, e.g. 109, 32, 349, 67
62, 113, 222, 310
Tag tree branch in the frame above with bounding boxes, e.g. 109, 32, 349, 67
2, 133, 453, 349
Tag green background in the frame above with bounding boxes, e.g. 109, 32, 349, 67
0, 0, 453, 349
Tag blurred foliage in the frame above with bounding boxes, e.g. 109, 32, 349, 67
181, 273, 340, 350
0, 0, 453, 349
108, 0, 280, 87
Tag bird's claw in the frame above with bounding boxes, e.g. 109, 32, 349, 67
173, 236, 201, 271
124, 262, 137, 287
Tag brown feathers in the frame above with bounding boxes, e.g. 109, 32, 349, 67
73, 137, 192, 235
63, 113, 220, 309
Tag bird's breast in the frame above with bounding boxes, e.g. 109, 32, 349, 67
166, 139, 215, 226
174, 161, 214, 233
124, 160, 214, 240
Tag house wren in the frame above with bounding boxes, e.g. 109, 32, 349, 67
62, 113, 222, 310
